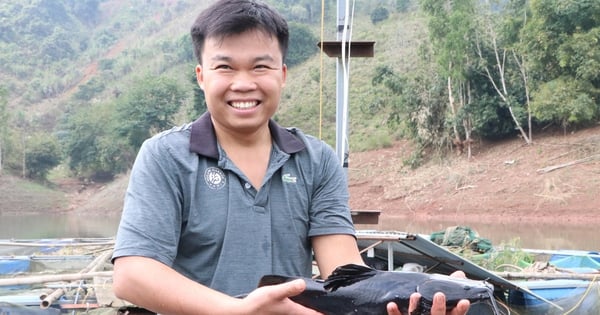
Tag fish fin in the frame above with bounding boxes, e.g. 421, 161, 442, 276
258, 275, 294, 287
324, 263, 378, 292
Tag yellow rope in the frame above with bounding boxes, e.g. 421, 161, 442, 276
318, 0, 325, 139
562, 274, 598, 314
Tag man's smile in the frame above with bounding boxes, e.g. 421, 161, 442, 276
229, 101, 259, 109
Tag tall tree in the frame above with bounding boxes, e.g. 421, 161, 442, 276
420, 0, 477, 158
474, 0, 532, 145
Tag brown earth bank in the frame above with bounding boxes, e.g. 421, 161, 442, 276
347, 125, 600, 225
42, 124, 600, 226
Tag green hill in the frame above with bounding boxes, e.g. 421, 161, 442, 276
1, 0, 599, 214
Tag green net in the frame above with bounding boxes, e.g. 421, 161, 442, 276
430, 226, 493, 253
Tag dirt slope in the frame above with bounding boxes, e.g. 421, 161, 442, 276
347, 126, 600, 225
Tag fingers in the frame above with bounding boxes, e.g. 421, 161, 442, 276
386, 301, 401, 315
408, 292, 421, 314
280, 279, 307, 298
450, 299, 470, 315
430, 293, 470, 315
449, 270, 467, 279
430, 292, 447, 314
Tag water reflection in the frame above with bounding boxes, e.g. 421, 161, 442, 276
0, 214, 121, 239
1, 213, 598, 252
357, 216, 600, 251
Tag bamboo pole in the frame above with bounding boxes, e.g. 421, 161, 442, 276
0, 270, 113, 286
495, 271, 600, 281
40, 249, 113, 309
0, 239, 115, 247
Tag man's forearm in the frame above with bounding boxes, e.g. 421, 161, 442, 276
113, 256, 239, 315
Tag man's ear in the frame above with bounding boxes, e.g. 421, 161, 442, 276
195, 65, 204, 90
281, 63, 287, 88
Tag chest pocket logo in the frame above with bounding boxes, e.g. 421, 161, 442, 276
204, 167, 226, 190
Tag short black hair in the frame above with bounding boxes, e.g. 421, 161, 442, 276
190, 0, 289, 65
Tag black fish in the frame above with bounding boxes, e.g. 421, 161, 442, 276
258, 264, 502, 315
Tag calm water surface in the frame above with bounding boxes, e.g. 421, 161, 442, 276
358, 216, 600, 252
0, 213, 598, 252
0, 214, 121, 239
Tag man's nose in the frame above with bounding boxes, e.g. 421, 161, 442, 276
230, 71, 257, 91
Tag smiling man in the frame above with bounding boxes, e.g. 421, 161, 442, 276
110, 1, 469, 315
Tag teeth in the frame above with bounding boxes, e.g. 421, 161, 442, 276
230, 101, 257, 109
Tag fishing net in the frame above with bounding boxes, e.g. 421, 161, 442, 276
430, 225, 493, 253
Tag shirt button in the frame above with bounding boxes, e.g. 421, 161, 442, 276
245, 183, 252, 189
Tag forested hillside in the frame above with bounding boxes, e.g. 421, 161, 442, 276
0, 0, 599, 202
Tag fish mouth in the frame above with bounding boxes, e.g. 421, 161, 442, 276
229, 100, 259, 109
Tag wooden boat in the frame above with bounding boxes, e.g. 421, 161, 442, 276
355, 230, 600, 314
507, 279, 600, 314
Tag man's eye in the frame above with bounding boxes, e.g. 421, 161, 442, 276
255, 65, 274, 71
213, 65, 231, 70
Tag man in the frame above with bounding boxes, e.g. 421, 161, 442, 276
112, 1, 470, 314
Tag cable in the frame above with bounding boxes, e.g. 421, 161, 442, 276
318, 0, 325, 140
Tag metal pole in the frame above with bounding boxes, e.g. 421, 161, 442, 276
336, 0, 349, 170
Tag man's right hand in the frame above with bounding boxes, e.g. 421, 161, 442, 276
239, 279, 323, 315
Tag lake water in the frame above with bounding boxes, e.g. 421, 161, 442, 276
0, 213, 597, 252
1, 213, 598, 314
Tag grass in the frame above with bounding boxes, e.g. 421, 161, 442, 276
0, 174, 68, 214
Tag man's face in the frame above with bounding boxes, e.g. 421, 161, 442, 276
196, 29, 287, 135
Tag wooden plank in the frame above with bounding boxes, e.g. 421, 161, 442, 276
350, 209, 381, 224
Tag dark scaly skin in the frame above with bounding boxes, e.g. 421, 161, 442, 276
258, 264, 501, 315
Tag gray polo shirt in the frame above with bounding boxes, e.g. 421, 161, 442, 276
112, 112, 355, 296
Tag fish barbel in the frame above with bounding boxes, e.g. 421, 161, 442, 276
258, 264, 503, 315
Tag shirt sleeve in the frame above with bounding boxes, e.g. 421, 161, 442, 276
112, 136, 183, 266
307, 140, 356, 237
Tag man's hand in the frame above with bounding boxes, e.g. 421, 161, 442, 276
386, 270, 470, 315
386, 293, 470, 315
241, 279, 323, 315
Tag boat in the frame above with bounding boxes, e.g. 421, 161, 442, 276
355, 229, 600, 314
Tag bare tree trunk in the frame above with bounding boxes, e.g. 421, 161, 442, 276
448, 75, 460, 144
512, 50, 533, 142
463, 82, 473, 160
475, 35, 532, 145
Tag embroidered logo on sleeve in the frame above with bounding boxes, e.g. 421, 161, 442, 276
282, 173, 297, 183
204, 167, 226, 190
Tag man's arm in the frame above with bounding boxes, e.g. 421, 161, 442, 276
311, 234, 364, 278
113, 256, 322, 315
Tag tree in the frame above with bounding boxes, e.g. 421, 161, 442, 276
61, 102, 131, 179
286, 23, 318, 68
474, 0, 532, 145
116, 75, 186, 149
189, 72, 207, 119
370, 7, 389, 24
521, 0, 600, 129
420, 0, 477, 158
531, 77, 596, 134
24, 133, 61, 180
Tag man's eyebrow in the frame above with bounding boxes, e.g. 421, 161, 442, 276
254, 54, 276, 62
209, 54, 276, 63
210, 54, 232, 62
